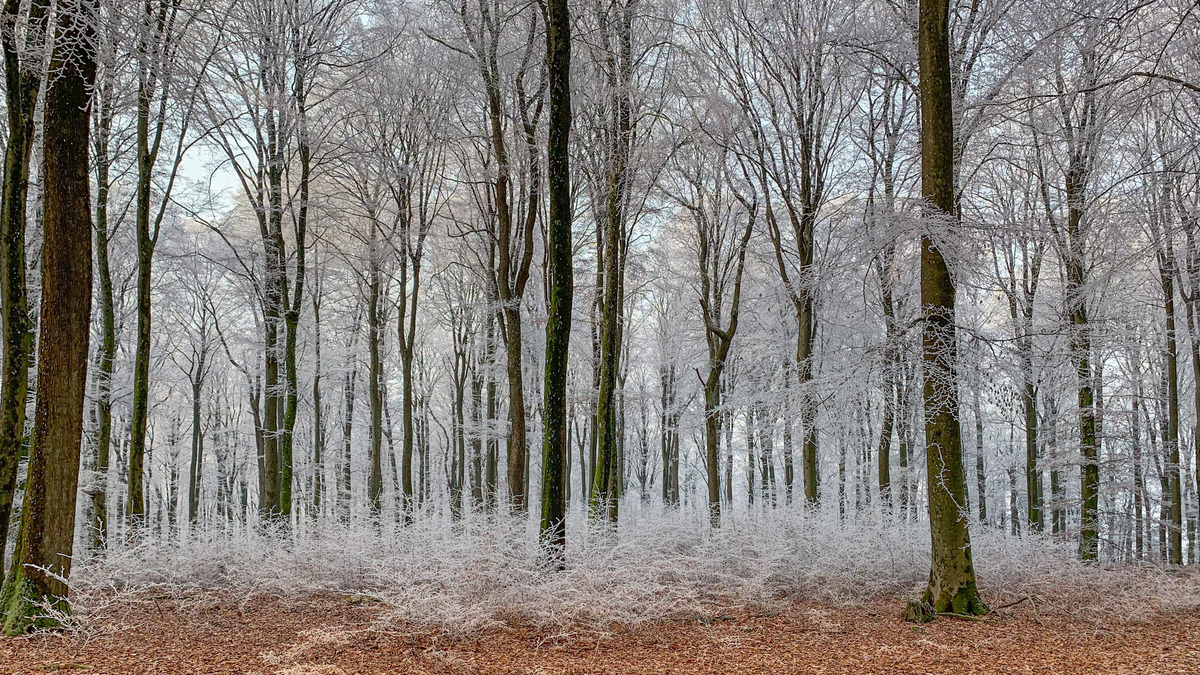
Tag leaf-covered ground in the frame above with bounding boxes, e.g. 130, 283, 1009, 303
3, 593, 1198, 674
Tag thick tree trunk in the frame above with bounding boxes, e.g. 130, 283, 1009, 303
0, 0, 95, 629
913, 0, 986, 618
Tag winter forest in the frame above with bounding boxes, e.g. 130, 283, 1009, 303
1, 0, 1200, 668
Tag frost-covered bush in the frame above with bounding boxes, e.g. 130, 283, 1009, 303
69, 505, 1200, 634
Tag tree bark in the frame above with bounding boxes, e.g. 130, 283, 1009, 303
0, 0, 95, 630
539, 0, 572, 562
0, 0, 46, 569
914, 0, 986, 617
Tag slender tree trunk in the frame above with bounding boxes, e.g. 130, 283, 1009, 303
0, 0, 48, 567
367, 254, 383, 516
311, 293, 324, 516
1159, 250, 1183, 563
747, 404, 757, 506
539, 0, 572, 561
973, 384, 986, 523
341, 366, 356, 522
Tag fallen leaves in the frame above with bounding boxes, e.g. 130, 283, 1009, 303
2, 593, 1198, 674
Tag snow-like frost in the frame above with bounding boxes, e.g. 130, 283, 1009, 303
68, 506, 1200, 635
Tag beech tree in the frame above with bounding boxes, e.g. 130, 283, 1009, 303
0, 0, 97, 632
907, 0, 987, 620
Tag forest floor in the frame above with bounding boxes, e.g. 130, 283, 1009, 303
2, 593, 1197, 674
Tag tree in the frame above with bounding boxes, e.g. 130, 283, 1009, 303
539, 0, 572, 561
0, 0, 47, 569
908, 0, 986, 620
127, 0, 208, 532
454, 0, 545, 512
667, 142, 755, 527
0, 0, 97, 632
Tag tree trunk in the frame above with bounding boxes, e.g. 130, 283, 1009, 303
89, 57, 115, 552
367, 235, 383, 517
539, 0, 572, 561
0, 0, 95, 629
0, 0, 47, 569
913, 0, 986, 617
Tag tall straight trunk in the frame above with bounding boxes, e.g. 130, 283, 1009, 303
471, 369, 485, 507
1046, 396, 1065, 534
0, 0, 48, 566
1158, 247, 1183, 563
591, 0, 633, 526
129, 0, 181, 531
704, 375, 723, 526
659, 363, 678, 505
279, 62, 312, 524
746, 404, 757, 506
1023, 377, 1040, 530
539, 0, 572, 560
897, 361, 911, 520
188, 375, 204, 524
485, 317, 498, 508
0, 0, 95, 629
781, 397, 793, 504
877, 357, 894, 513
400, 351, 414, 514
367, 252, 383, 516
503, 309, 527, 511
1186, 223, 1200, 531
912, 0, 986, 618
1132, 378, 1144, 558
396, 247, 424, 516
90, 67, 115, 551
973, 384, 986, 523
311, 292, 324, 516
723, 399, 733, 506
340, 366, 356, 522
798, 309, 818, 504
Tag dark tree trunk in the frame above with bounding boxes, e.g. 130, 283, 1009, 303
539, 0, 572, 562
0, 0, 47, 568
0, 0, 95, 630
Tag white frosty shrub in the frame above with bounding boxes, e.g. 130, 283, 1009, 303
67, 505, 1200, 634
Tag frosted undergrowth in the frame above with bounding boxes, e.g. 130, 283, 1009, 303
68, 506, 1200, 634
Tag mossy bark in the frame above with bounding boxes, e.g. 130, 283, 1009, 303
914, 0, 986, 618
0, 0, 96, 634
0, 0, 47, 572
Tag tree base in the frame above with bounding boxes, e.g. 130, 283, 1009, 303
0, 573, 70, 635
